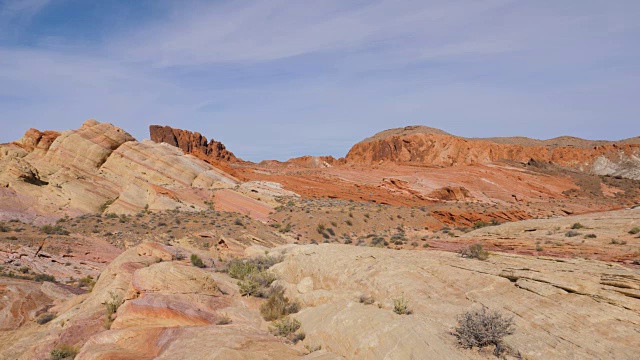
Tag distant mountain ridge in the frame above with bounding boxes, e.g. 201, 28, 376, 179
356, 125, 640, 148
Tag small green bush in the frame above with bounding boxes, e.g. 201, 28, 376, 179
50, 344, 78, 360
105, 292, 122, 317
190, 254, 206, 268
278, 223, 291, 233
98, 199, 115, 213
40, 225, 70, 235
33, 274, 56, 282
571, 223, 584, 229
629, 227, 640, 235
238, 271, 277, 297
226, 255, 283, 280
269, 316, 301, 337
36, 313, 56, 325
370, 237, 386, 247
78, 275, 96, 290
565, 230, 580, 237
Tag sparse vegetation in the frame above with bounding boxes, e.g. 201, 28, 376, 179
36, 313, 56, 325
611, 239, 627, 245
40, 225, 70, 235
565, 230, 580, 237
292, 331, 306, 344
50, 344, 79, 360
453, 306, 515, 357
238, 270, 277, 297
629, 227, 640, 235
104, 291, 123, 329
460, 243, 489, 261
33, 273, 56, 282
359, 294, 375, 305
216, 313, 232, 325
269, 316, 301, 338
278, 223, 292, 233
190, 254, 206, 268
305, 344, 322, 353
78, 275, 96, 290
393, 294, 412, 315
260, 287, 300, 321
226, 255, 284, 280
571, 223, 585, 229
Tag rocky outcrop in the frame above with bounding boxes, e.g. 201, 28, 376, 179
271, 244, 640, 359
0, 243, 333, 359
3, 236, 639, 359
13, 128, 60, 154
0, 120, 242, 223
150, 125, 237, 163
429, 186, 472, 201
346, 126, 640, 180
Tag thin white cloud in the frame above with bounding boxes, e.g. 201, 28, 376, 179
0, 0, 639, 160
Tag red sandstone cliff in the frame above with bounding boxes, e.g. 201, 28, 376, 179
149, 125, 237, 163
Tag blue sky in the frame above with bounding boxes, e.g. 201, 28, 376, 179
1, 0, 639, 161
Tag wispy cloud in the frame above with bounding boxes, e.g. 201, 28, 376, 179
0, 0, 49, 33
0, 1, 639, 160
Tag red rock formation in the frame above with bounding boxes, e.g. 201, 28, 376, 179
13, 128, 60, 152
149, 125, 237, 163
346, 127, 640, 179
429, 186, 472, 201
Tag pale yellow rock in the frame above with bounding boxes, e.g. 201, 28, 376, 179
0, 121, 248, 223
270, 244, 640, 360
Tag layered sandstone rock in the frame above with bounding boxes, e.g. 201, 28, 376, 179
0, 243, 337, 359
270, 244, 640, 359
150, 125, 237, 163
346, 126, 640, 180
2, 237, 639, 359
0, 121, 246, 222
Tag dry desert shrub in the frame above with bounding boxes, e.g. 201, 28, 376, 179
269, 316, 301, 337
50, 344, 79, 360
359, 294, 375, 305
460, 243, 489, 261
453, 306, 515, 356
260, 286, 300, 321
393, 294, 412, 315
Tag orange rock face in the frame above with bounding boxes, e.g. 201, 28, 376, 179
345, 130, 640, 179
149, 125, 237, 163
13, 128, 60, 152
